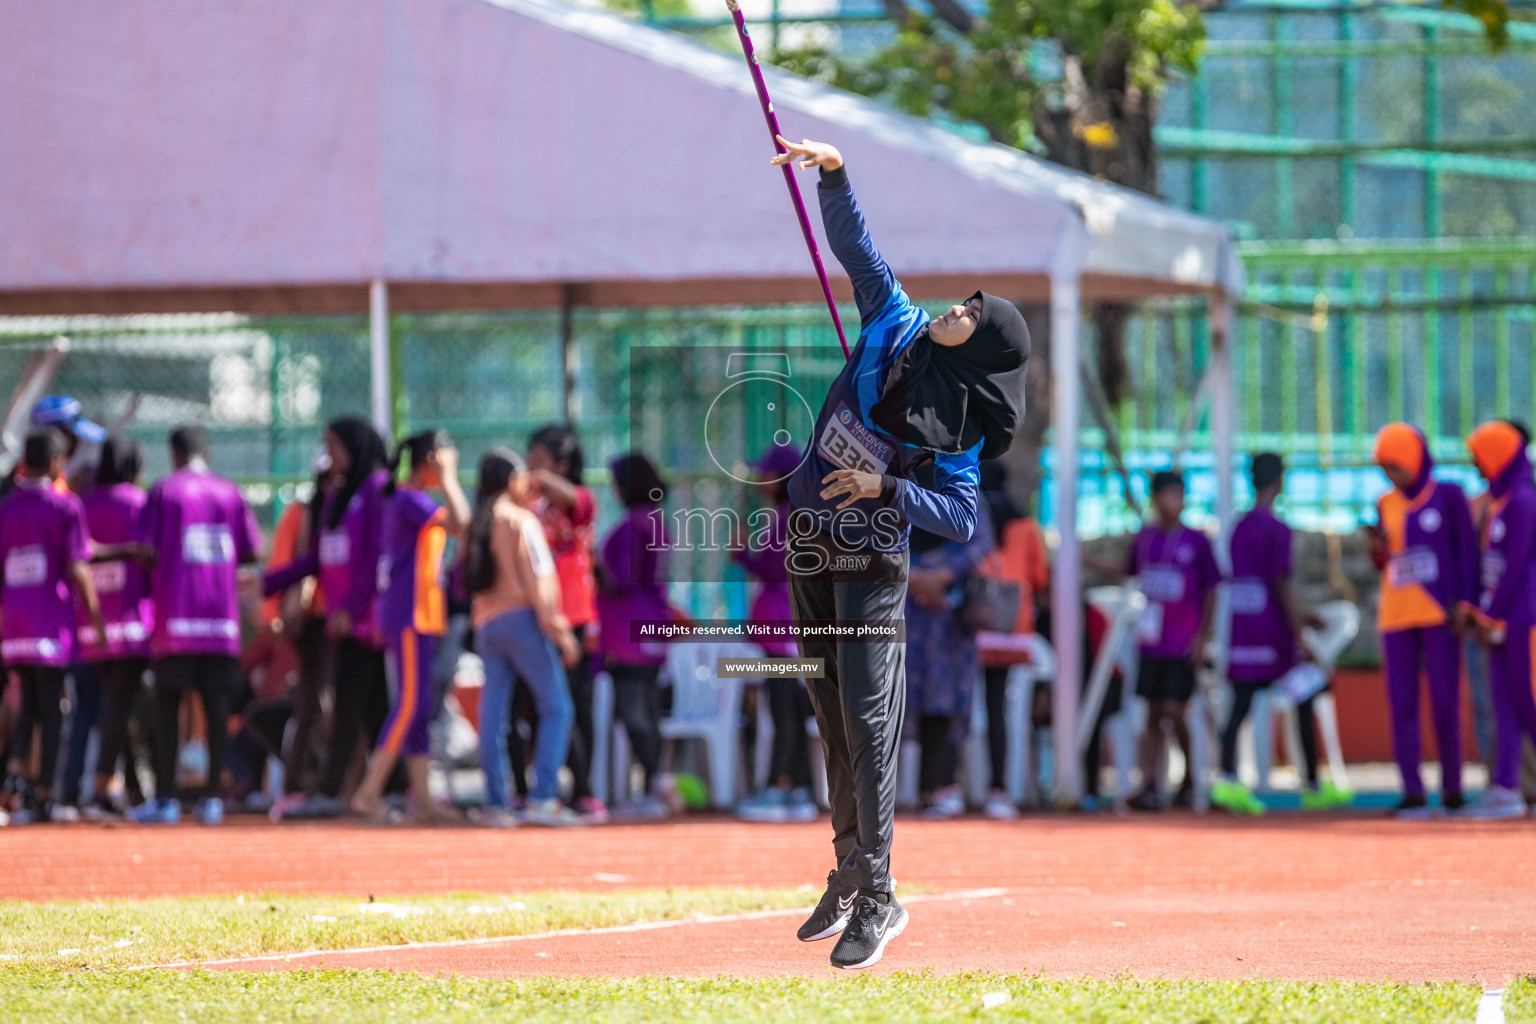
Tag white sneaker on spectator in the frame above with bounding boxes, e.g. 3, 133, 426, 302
469, 806, 520, 828
736, 788, 790, 823
923, 785, 966, 820
983, 789, 1019, 821
47, 802, 80, 824
785, 787, 820, 822
524, 798, 582, 827
1461, 785, 1528, 820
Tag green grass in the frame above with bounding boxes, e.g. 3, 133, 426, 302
0, 971, 1482, 1023
0, 888, 819, 969
1504, 977, 1536, 1023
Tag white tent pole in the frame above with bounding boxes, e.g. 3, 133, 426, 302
560, 283, 577, 422
1050, 272, 1083, 804
370, 278, 392, 437
1210, 291, 1235, 570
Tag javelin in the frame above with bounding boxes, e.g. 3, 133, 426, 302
724, 0, 851, 360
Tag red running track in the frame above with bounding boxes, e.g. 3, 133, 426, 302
9, 814, 1536, 983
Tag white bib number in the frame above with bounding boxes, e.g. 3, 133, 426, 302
816, 402, 892, 476
1388, 547, 1439, 588
1482, 551, 1506, 592
1228, 578, 1268, 616
182, 524, 234, 565
4, 546, 47, 587
1140, 566, 1186, 605
319, 530, 351, 566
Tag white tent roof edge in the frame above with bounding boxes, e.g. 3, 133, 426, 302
484, 0, 1244, 296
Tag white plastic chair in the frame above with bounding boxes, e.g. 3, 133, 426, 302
659, 643, 745, 808
970, 635, 1056, 808
1251, 600, 1359, 793
1182, 584, 1233, 813
898, 634, 1056, 811
598, 645, 745, 808
1085, 586, 1146, 804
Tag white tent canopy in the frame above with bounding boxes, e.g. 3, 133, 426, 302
0, 0, 1239, 309
0, 0, 1244, 798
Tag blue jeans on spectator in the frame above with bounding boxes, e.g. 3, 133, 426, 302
477, 608, 572, 807
61, 664, 103, 806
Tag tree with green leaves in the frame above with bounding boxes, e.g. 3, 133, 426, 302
771, 0, 1511, 506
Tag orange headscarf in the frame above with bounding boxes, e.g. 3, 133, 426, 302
1373, 422, 1425, 480
1466, 421, 1524, 484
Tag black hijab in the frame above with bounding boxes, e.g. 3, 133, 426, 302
321, 416, 388, 532
869, 292, 1030, 460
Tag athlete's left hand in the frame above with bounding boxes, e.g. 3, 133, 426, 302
820, 469, 881, 509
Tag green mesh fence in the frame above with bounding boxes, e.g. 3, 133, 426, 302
2, 241, 1532, 549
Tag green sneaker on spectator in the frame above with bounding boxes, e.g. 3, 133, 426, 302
1301, 780, 1353, 811
1211, 777, 1265, 816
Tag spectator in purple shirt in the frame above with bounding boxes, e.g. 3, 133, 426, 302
1123, 471, 1220, 812
1461, 421, 1536, 819
595, 452, 675, 818
76, 436, 156, 819
263, 417, 393, 819
127, 426, 261, 825
1211, 454, 1338, 817
0, 430, 104, 823
351, 430, 471, 824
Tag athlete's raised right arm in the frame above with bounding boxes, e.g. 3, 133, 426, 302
772, 136, 898, 324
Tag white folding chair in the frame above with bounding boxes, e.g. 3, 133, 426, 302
1085, 586, 1146, 804
601, 645, 745, 808
1252, 600, 1360, 793
988, 635, 1056, 808
898, 635, 1055, 811
657, 643, 744, 809
1184, 585, 1233, 813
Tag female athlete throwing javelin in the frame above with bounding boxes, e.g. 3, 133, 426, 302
771, 137, 1030, 969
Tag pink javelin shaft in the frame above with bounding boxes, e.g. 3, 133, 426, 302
724, 0, 851, 360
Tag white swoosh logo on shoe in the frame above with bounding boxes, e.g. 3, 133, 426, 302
837, 893, 856, 914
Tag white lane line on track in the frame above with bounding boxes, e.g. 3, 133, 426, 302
132, 885, 1067, 971
1475, 989, 1505, 1024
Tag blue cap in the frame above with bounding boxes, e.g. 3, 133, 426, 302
30, 395, 107, 444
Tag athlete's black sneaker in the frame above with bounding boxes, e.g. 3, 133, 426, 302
797, 871, 857, 942
829, 893, 908, 970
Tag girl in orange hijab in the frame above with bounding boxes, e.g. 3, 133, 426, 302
1368, 423, 1477, 819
